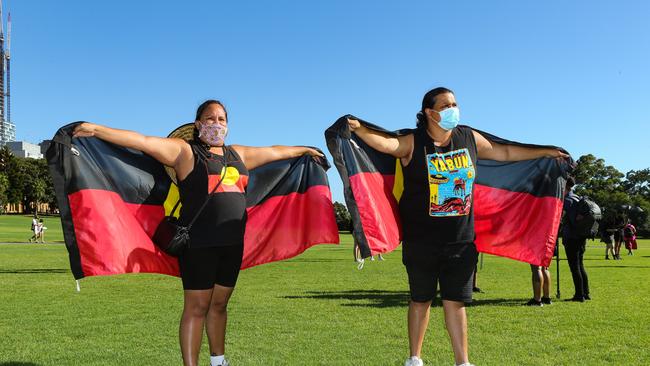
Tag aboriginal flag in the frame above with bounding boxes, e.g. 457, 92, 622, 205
325, 116, 572, 267
47, 123, 339, 280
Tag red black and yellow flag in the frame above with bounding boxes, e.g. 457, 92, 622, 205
325, 116, 572, 267
46, 122, 339, 280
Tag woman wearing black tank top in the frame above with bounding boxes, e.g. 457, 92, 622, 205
73, 100, 322, 366
348, 87, 567, 366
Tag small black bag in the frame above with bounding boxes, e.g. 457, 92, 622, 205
152, 160, 228, 257
152, 215, 190, 257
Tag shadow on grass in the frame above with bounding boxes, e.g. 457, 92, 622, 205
0, 362, 42, 366
283, 290, 524, 308
0, 268, 68, 274
283, 289, 409, 308
468, 298, 530, 307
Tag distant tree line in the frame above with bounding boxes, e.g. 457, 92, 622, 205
572, 154, 649, 235
0, 146, 57, 214
334, 153, 649, 236
333, 201, 352, 232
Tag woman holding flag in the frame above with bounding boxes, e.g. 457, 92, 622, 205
73, 100, 322, 366
347, 87, 567, 366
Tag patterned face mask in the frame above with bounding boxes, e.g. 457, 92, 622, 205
197, 122, 228, 146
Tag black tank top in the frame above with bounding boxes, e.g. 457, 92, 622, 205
178, 142, 249, 248
399, 126, 478, 245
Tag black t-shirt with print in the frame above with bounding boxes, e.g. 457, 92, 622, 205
178, 142, 249, 248
399, 126, 478, 245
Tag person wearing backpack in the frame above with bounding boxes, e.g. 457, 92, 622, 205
562, 176, 591, 302
623, 220, 637, 255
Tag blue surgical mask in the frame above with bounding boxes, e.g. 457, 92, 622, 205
437, 107, 460, 130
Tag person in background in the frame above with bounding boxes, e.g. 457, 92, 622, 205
562, 176, 590, 302
525, 265, 551, 306
28, 213, 39, 243
601, 219, 616, 260
623, 220, 637, 256
613, 214, 626, 260
472, 265, 482, 294
36, 219, 47, 243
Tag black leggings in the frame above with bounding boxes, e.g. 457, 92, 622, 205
563, 238, 589, 297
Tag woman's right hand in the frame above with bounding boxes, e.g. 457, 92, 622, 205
73, 123, 98, 138
346, 117, 362, 132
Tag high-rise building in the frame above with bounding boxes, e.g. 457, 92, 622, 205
0, 0, 14, 146
6, 141, 42, 159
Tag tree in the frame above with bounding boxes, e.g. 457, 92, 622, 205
0, 173, 8, 213
623, 169, 650, 199
33, 158, 57, 212
5, 155, 27, 208
572, 154, 628, 222
1, 156, 54, 214
620, 169, 649, 232
333, 201, 352, 232
572, 154, 649, 234
0, 145, 13, 172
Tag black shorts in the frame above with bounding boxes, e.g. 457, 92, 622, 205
179, 244, 244, 290
402, 242, 478, 303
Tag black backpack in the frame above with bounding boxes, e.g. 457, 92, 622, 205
572, 196, 602, 238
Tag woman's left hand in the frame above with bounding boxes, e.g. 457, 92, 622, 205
547, 149, 570, 160
304, 148, 325, 158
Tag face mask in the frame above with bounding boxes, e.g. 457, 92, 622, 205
437, 107, 460, 130
198, 122, 228, 146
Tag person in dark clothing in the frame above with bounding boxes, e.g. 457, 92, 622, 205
562, 176, 590, 302
600, 217, 617, 260
73, 100, 322, 366
613, 214, 626, 260
348, 87, 567, 366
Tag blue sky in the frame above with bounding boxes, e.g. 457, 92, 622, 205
10, 0, 650, 203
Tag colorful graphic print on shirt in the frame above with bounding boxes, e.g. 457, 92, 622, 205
426, 148, 475, 217
207, 166, 249, 194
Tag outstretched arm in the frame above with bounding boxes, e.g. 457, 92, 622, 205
473, 130, 569, 161
347, 118, 413, 159
232, 145, 324, 171
72, 122, 190, 169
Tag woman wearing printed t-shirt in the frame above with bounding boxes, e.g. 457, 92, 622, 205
73, 100, 322, 366
347, 87, 567, 366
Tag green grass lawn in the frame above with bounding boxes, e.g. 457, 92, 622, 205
0, 216, 649, 365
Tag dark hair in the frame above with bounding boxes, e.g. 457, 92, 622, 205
193, 100, 228, 141
416, 87, 454, 128
566, 175, 576, 189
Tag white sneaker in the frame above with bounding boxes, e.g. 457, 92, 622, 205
378, 254, 384, 261
405, 356, 423, 366
356, 258, 365, 270
210, 358, 229, 366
